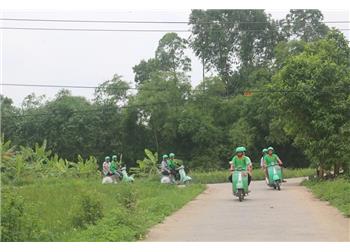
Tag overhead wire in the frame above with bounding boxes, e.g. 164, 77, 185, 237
1, 17, 349, 24
1, 26, 349, 32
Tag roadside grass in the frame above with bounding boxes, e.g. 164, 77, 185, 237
302, 177, 350, 217
190, 168, 315, 184
1, 178, 205, 241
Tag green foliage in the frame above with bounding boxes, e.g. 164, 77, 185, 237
189, 9, 282, 92
155, 32, 191, 73
117, 184, 138, 212
303, 178, 350, 217
280, 9, 329, 42
0, 189, 43, 241
72, 192, 104, 229
269, 30, 350, 173
130, 149, 159, 177
1, 178, 205, 241
1, 138, 99, 185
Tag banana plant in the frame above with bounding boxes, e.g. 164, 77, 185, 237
0, 135, 16, 168
131, 149, 159, 177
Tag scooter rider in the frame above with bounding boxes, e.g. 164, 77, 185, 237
229, 147, 253, 185
263, 147, 286, 182
102, 156, 112, 176
168, 153, 179, 180
110, 155, 122, 178
161, 154, 171, 176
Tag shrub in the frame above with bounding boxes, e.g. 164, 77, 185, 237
0, 189, 42, 241
72, 192, 104, 229
118, 184, 138, 212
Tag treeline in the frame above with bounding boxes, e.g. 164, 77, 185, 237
1, 10, 350, 176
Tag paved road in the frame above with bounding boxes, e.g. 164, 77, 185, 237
145, 178, 349, 241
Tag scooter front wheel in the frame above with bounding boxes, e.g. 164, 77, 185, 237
277, 182, 281, 191
237, 189, 244, 202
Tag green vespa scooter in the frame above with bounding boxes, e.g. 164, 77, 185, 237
267, 163, 282, 190
231, 164, 249, 202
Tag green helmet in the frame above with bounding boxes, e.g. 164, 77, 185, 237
105, 156, 110, 161
267, 146, 274, 151
112, 155, 117, 160
235, 146, 246, 153
162, 154, 168, 159
262, 148, 268, 153
169, 153, 175, 158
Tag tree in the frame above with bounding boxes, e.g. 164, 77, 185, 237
155, 32, 191, 74
280, 9, 329, 42
189, 9, 282, 94
133, 58, 160, 85
94, 74, 130, 105
131, 71, 191, 154
133, 32, 191, 86
0, 96, 20, 142
269, 30, 350, 176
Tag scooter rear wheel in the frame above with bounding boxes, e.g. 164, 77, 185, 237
277, 182, 281, 191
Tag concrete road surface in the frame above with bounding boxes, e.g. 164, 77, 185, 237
145, 178, 349, 241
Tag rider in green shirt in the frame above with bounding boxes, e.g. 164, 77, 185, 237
110, 155, 117, 174
167, 153, 178, 180
263, 146, 286, 182
229, 146, 253, 185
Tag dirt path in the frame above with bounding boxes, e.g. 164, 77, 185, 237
145, 178, 349, 241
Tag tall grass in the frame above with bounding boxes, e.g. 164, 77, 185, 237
1, 178, 205, 241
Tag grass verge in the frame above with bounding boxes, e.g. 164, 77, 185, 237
1, 178, 205, 241
302, 177, 350, 217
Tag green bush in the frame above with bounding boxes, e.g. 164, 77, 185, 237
72, 192, 104, 229
0, 189, 42, 241
117, 184, 138, 212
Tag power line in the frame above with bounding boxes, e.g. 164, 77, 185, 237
1, 26, 349, 33
1, 17, 350, 25
0, 27, 191, 32
2, 82, 349, 94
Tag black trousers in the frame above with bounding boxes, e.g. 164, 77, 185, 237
228, 174, 251, 185
162, 170, 170, 176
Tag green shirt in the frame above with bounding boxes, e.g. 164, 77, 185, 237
167, 159, 176, 170
264, 154, 280, 167
110, 161, 117, 173
231, 156, 251, 171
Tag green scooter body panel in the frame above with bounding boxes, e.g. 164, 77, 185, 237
232, 170, 249, 194
121, 170, 134, 182
267, 165, 282, 185
179, 168, 191, 183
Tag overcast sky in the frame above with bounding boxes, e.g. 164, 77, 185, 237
1, 9, 349, 106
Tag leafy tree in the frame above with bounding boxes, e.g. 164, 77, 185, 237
94, 74, 130, 105
133, 32, 191, 86
280, 9, 329, 42
133, 58, 160, 85
155, 32, 191, 74
189, 9, 282, 93
269, 30, 350, 176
